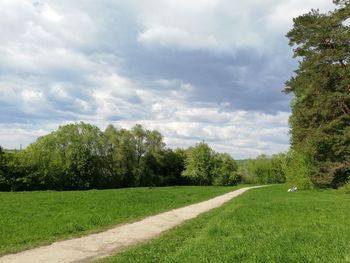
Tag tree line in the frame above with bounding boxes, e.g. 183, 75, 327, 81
239, 154, 287, 185
0, 123, 249, 191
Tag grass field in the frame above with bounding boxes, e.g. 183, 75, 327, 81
0, 186, 240, 255
101, 185, 350, 263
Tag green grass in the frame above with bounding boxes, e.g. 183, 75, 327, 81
101, 185, 350, 263
0, 185, 241, 255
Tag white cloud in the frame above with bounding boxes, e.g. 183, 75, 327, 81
133, 0, 333, 52
106, 85, 290, 158
0, 123, 56, 150
0, 72, 290, 158
138, 25, 219, 50
3, 0, 333, 158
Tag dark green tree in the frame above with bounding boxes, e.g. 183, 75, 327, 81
0, 146, 4, 175
103, 125, 137, 187
285, 1, 350, 187
0, 146, 6, 190
129, 125, 170, 186
131, 124, 147, 185
2, 150, 31, 191
212, 153, 241, 186
158, 148, 187, 185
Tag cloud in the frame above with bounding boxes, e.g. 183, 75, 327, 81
109, 105, 290, 159
138, 25, 220, 51
0, 78, 290, 160
0, 0, 334, 158
133, 0, 333, 53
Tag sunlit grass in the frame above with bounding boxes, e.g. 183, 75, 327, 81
0, 185, 240, 255
102, 185, 350, 263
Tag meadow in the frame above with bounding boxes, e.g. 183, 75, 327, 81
101, 185, 350, 263
0, 186, 240, 255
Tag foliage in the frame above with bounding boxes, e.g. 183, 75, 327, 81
0, 123, 176, 191
0, 150, 29, 191
18, 123, 105, 190
212, 153, 241, 186
285, 150, 313, 189
103, 125, 137, 188
103, 185, 350, 263
341, 180, 350, 193
241, 154, 287, 184
285, 2, 350, 187
0, 123, 240, 191
182, 142, 216, 185
182, 143, 240, 186
0, 146, 5, 190
0, 186, 237, 255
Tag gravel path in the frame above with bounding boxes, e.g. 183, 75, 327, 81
0, 186, 264, 263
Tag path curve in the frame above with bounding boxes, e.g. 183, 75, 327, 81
0, 186, 265, 263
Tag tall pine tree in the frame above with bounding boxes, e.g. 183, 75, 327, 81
285, 0, 350, 187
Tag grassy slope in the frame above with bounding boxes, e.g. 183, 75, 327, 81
102, 185, 350, 263
0, 186, 240, 255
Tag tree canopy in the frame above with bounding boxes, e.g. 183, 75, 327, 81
0, 123, 245, 191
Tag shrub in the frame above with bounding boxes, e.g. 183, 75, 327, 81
285, 150, 313, 189
341, 181, 350, 193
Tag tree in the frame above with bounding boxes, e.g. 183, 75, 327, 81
159, 148, 187, 185
0, 123, 247, 190
285, 150, 313, 189
285, 2, 350, 187
241, 154, 287, 184
130, 125, 170, 186
0, 146, 7, 190
1, 150, 29, 191
131, 124, 147, 185
21, 122, 105, 190
140, 129, 165, 186
0, 146, 4, 176
212, 153, 241, 186
246, 156, 271, 184
182, 142, 215, 185
103, 125, 137, 187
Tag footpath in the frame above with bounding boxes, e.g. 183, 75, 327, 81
0, 186, 264, 263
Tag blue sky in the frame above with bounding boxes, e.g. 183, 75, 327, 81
0, 0, 333, 158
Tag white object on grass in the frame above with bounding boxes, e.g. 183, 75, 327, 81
288, 186, 297, 192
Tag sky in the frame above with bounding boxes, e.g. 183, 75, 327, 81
0, 0, 334, 159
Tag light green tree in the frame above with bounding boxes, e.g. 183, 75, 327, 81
182, 142, 215, 185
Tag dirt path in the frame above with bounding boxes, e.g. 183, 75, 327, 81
0, 186, 264, 263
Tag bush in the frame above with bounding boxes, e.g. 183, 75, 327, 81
241, 154, 287, 185
212, 153, 241, 186
285, 151, 313, 189
341, 181, 350, 193
213, 171, 242, 186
